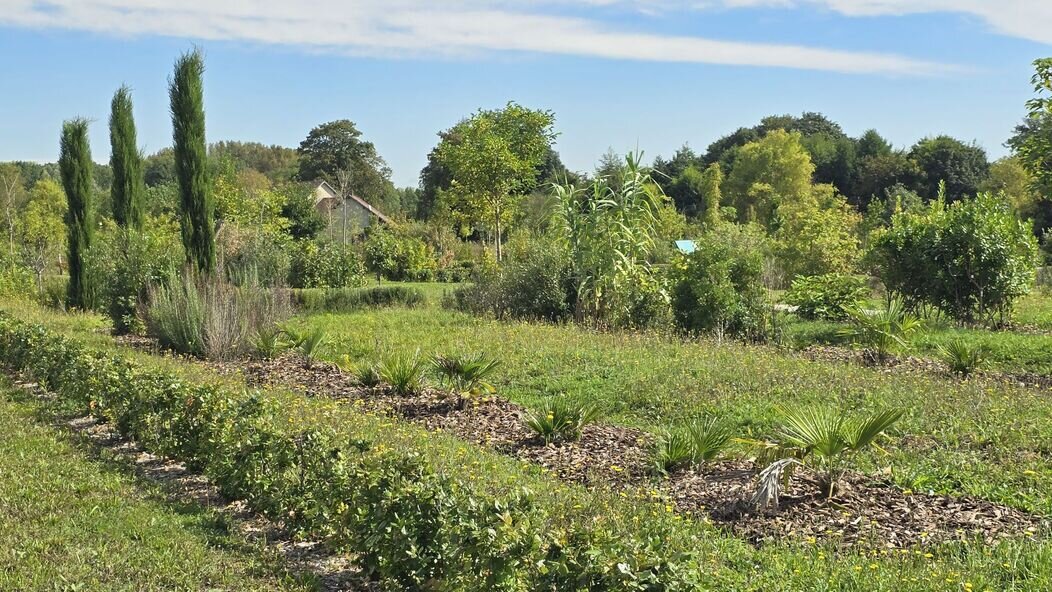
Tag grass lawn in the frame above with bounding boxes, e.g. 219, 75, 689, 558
294, 306, 1052, 517
0, 381, 314, 592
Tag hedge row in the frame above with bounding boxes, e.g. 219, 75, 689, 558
292, 285, 427, 313
0, 313, 733, 591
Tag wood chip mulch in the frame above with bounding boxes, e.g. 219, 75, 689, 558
198, 353, 1049, 549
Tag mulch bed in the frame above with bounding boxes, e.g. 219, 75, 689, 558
195, 351, 1048, 549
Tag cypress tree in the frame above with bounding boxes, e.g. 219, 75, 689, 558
58, 118, 95, 309
109, 85, 145, 229
169, 49, 215, 273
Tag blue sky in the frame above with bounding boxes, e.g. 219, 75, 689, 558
1, 1, 1050, 186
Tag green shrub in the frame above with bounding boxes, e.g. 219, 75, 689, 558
447, 234, 575, 323
363, 225, 437, 282
87, 220, 182, 334
224, 231, 292, 289
0, 263, 35, 301
524, 399, 601, 444
784, 274, 868, 321
250, 326, 289, 359
871, 193, 1039, 325
293, 285, 426, 313
670, 223, 770, 340
289, 241, 366, 289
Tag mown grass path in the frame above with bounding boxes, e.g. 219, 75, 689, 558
0, 381, 314, 592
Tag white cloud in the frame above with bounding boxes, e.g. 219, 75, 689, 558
0, 0, 953, 74
634, 0, 1052, 45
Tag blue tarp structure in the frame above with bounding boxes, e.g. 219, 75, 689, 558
674, 240, 696, 254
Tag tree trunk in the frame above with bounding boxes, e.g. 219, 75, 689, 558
494, 206, 503, 262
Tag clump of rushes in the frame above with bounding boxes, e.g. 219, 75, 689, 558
525, 399, 601, 444
938, 339, 986, 377
651, 417, 732, 475
379, 351, 427, 396
432, 353, 501, 408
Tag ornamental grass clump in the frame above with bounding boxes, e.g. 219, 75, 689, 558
525, 399, 601, 444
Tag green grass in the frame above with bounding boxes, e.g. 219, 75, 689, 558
291, 307, 1052, 518
1011, 290, 1052, 330
6, 301, 1052, 589
0, 382, 314, 592
781, 314, 1052, 376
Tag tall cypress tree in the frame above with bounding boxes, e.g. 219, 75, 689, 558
109, 85, 145, 229
59, 118, 95, 309
169, 49, 215, 273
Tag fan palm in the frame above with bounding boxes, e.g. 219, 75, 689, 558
777, 406, 903, 498
839, 299, 921, 363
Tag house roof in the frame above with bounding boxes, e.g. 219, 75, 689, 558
313, 180, 393, 225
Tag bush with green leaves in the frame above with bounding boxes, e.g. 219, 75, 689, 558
363, 225, 437, 282
651, 417, 732, 475
289, 241, 366, 289
839, 299, 921, 363
0, 312, 723, 591
773, 406, 903, 498
784, 273, 868, 321
87, 218, 182, 334
670, 222, 770, 340
285, 325, 326, 367
449, 233, 574, 323
871, 193, 1039, 325
524, 399, 601, 444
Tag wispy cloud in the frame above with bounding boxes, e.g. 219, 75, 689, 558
636, 0, 1052, 45
0, 0, 954, 75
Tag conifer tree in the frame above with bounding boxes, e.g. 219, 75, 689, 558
170, 49, 215, 273
109, 85, 145, 228
58, 118, 94, 309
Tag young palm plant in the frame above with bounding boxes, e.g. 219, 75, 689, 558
250, 326, 289, 360
839, 299, 921, 364
775, 406, 904, 498
525, 399, 602, 444
651, 417, 732, 475
286, 326, 326, 368
432, 353, 501, 408
938, 339, 986, 377
379, 351, 427, 396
